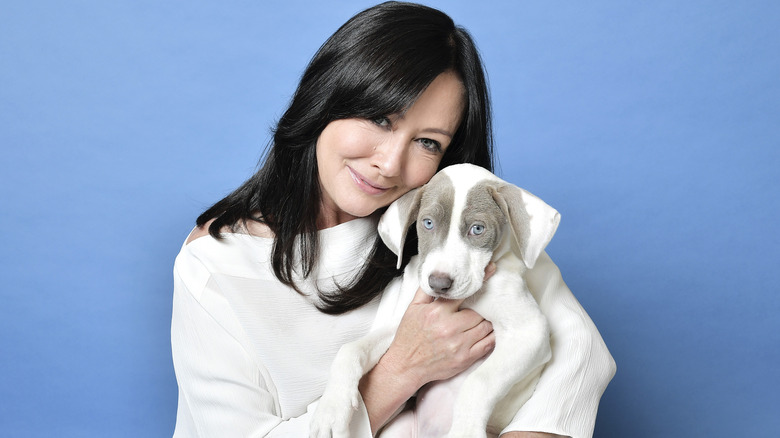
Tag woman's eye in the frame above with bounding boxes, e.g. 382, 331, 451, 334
469, 224, 485, 236
418, 138, 442, 153
422, 218, 434, 230
372, 117, 391, 128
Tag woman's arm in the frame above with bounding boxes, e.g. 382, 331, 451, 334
501, 252, 616, 438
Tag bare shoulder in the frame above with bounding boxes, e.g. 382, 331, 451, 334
185, 219, 216, 245
185, 218, 274, 245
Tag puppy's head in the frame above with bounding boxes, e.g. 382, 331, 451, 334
378, 164, 560, 300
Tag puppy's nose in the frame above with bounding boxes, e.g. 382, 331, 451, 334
428, 272, 453, 294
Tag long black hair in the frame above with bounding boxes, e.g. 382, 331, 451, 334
197, 1, 493, 314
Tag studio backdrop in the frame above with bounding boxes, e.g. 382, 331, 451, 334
1, 1, 778, 436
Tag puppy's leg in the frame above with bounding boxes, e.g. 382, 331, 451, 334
310, 329, 394, 438
446, 315, 550, 438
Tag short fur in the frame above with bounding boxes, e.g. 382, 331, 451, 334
310, 164, 560, 437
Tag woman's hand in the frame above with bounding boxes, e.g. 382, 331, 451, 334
381, 287, 495, 388
382, 261, 497, 388
359, 262, 497, 434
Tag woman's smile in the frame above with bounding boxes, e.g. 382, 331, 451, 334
348, 166, 391, 195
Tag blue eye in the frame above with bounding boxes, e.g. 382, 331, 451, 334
470, 224, 485, 236
418, 138, 442, 153
422, 218, 434, 230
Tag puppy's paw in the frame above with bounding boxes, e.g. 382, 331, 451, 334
310, 408, 349, 438
309, 387, 361, 438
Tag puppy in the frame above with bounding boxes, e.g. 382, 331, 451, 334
311, 163, 560, 438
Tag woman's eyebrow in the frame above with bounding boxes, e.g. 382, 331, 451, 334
393, 113, 454, 138
421, 127, 454, 138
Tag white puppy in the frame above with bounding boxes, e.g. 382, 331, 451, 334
311, 163, 560, 438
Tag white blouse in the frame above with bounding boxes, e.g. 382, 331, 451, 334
171, 217, 615, 438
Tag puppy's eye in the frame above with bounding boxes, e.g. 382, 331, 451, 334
469, 224, 485, 236
422, 218, 434, 230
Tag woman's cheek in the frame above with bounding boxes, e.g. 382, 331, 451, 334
410, 160, 443, 188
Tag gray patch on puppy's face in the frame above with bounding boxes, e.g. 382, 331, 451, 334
416, 173, 455, 259
461, 182, 506, 252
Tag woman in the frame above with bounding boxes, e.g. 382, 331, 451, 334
171, 2, 615, 437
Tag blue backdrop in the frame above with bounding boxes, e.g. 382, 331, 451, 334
1, 1, 778, 436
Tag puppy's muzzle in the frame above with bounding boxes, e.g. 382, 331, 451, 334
428, 272, 453, 295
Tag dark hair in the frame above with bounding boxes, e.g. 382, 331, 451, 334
197, 1, 493, 314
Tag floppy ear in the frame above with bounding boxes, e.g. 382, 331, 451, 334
378, 187, 424, 269
491, 184, 560, 269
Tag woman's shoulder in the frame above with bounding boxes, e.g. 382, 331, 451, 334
176, 219, 276, 284
184, 221, 213, 245
185, 218, 274, 245
184, 219, 274, 245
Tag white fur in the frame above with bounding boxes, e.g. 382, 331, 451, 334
311, 164, 559, 438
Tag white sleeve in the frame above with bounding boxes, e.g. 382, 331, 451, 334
170, 248, 373, 437
501, 252, 616, 438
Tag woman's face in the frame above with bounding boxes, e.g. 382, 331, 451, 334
316, 71, 465, 228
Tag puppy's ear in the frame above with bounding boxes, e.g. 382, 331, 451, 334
491, 184, 560, 269
378, 187, 424, 269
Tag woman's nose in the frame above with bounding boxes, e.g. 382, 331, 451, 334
372, 137, 406, 177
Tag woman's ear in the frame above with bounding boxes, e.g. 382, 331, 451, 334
378, 187, 424, 268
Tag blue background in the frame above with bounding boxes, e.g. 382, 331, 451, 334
1, 1, 778, 436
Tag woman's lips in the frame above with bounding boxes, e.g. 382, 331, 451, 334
348, 167, 389, 195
